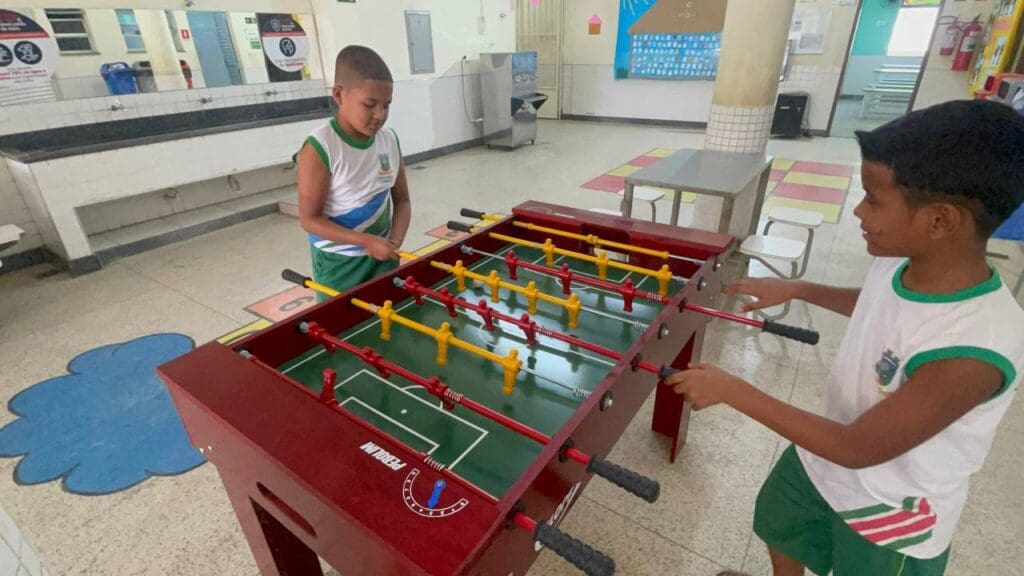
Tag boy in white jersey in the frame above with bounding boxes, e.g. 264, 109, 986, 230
666, 100, 1024, 576
296, 46, 411, 301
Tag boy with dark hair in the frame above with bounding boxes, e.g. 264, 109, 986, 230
296, 45, 411, 301
668, 100, 1024, 576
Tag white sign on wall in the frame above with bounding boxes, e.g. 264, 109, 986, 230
0, 10, 58, 87
258, 14, 309, 73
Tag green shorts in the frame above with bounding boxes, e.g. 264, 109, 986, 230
310, 246, 398, 302
753, 445, 950, 576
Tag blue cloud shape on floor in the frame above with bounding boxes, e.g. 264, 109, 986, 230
0, 333, 206, 495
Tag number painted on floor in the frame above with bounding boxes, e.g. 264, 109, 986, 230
279, 296, 314, 312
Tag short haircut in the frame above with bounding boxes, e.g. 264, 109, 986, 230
855, 100, 1024, 238
334, 45, 392, 86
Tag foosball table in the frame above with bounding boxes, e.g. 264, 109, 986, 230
157, 201, 818, 576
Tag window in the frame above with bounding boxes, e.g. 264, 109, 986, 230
45, 9, 94, 54
887, 5, 940, 57
116, 9, 145, 52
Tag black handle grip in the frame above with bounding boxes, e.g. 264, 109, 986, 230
460, 208, 486, 219
282, 269, 311, 287
447, 220, 475, 233
534, 522, 615, 576
657, 364, 680, 380
587, 455, 660, 503
762, 321, 820, 345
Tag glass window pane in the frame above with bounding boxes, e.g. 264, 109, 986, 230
56, 36, 92, 52
125, 35, 145, 51
887, 7, 939, 57
50, 20, 86, 34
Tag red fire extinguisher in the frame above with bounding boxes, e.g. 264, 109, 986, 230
940, 17, 962, 56
953, 17, 982, 71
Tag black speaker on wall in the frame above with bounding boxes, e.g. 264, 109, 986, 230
771, 92, 810, 138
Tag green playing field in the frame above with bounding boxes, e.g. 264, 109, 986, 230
279, 245, 684, 497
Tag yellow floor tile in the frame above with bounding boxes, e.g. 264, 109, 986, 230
772, 158, 795, 171
646, 147, 677, 158
607, 164, 643, 177
216, 319, 272, 344
761, 196, 842, 223
783, 171, 851, 190
411, 239, 451, 256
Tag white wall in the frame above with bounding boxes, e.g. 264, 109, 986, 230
560, 0, 856, 132
560, 0, 714, 123
309, 0, 516, 152
913, 1, 996, 111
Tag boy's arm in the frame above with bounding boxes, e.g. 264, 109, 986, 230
726, 278, 861, 317
668, 360, 1003, 469
387, 163, 411, 248
296, 145, 396, 259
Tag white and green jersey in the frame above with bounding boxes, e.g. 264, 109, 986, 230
797, 257, 1022, 559
304, 118, 401, 256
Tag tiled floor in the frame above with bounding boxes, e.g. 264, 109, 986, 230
0, 120, 1021, 576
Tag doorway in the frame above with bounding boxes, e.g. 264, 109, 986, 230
186, 11, 244, 88
516, 0, 563, 119
831, 0, 940, 138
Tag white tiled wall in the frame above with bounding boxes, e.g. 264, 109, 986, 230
78, 164, 296, 236
20, 118, 322, 261
0, 161, 42, 260
704, 104, 775, 153
0, 80, 328, 136
0, 503, 49, 576
0, 73, 488, 264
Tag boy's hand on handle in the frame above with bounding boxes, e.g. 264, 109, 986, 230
366, 236, 399, 261
664, 363, 746, 410
725, 277, 799, 312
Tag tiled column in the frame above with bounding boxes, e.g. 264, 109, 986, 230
692, 0, 796, 232
0, 504, 50, 576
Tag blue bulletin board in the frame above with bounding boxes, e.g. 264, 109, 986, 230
614, 0, 727, 80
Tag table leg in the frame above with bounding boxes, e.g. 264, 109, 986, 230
622, 181, 635, 218
223, 473, 323, 576
651, 334, 697, 462
670, 189, 682, 226
717, 198, 735, 235
750, 166, 772, 237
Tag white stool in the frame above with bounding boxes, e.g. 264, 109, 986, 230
738, 207, 823, 319
617, 186, 665, 222
761, 207, 823, 280
0, 224, 24, 270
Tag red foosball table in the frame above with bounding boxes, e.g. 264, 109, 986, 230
157, 201, 817, 576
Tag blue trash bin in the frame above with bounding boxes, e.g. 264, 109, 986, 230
100, 62, 138, 95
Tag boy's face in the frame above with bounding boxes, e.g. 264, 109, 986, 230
854, 161, 933, 257
332, 79, 393, 139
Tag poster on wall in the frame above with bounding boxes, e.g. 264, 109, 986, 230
969, 0, 1024, 95
790, 6, 831, 55
258, 13, 310, 73
614, 0, 727, 81
0, 10, 58, 89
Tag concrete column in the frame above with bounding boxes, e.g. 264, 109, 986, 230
691, 0, 796, 233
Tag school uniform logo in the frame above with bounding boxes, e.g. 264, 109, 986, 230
377, 153, 393, 184
875, 349, 902, 396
